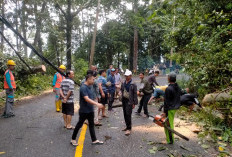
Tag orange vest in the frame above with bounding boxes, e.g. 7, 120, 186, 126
54, 72, 65, 88
4, 70, 16, 89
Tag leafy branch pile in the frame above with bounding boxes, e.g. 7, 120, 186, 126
147, 0, 232, 95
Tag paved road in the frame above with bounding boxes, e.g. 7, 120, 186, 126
0, 75, 212, 157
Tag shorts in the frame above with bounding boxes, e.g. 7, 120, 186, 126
62, 102, 74, 115
100, 92, 108, 105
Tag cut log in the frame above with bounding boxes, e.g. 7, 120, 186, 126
18, 65, 46, 75
202, 92, 232, 105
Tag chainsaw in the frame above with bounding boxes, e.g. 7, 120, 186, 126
149, 114, 189, 141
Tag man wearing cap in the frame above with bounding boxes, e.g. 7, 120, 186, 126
107, 68, 116, 111
53, 65, 66, 112
2, 60, 16, 118
121, 70, 138, 135
162, 72, 181, 144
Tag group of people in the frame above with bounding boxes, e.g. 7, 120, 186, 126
1, 60, 201, 147
52, 64, 139, 146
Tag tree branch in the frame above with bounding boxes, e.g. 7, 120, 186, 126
71, 0, 93, 18
55, 3, 67, 19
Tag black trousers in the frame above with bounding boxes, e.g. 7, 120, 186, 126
122, 98, 133, 130
72, 112, 97, 142
137, 93, 152, 115
108, 91, 115, 111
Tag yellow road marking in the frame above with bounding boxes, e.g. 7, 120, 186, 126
75, 124, 88, 157
0, 152, 5, 155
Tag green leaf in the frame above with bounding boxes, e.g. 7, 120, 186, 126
148, 149, 156, 154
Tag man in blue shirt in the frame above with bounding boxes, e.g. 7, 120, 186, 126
98, 69, 108, 118
71, 74, 104, 146
107, 65, 113, 77
107, 68, 116, 111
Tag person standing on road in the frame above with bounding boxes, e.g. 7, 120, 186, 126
107, 65, 113, 77
60, 70, 75, 129
107, 68, 116, 112
2, 60, 16, 118
136, 72, 153, 118
121, 70, 138, 136
163, 72, 181, 144
98, 69, 108, 119
71, 74, 104, 146
148, 70, 160, 86
114, 68, 122, 99
52, 65, 66, 112
81, 70, 101, 126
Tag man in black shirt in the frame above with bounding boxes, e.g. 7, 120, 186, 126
71, 74, 104, 146
121, 70, 138, 136
163, 72, 181, 144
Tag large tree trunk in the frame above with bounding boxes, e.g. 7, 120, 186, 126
21, 1, 28, 57
133, 0, 138, 73
89, 0, 101, 68
170, 15, 176, 68
15, 0, 19, 52
66, 0, 72, 70
55, 44, 60, 66
30, 2, 46, 58
0, 0, 4, 53
129, 40, 133, 71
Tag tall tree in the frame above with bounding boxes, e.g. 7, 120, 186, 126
0, 0, 5, 53
55, 0, 93, 69
21, 1, 28, 57
30, 1, 47, 59
133, 0, 138, 72
89, 0, 101, 68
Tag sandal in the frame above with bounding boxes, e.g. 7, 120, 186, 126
70, 140, 79, 146
66, 126, 75, 130
102, 115, 108, 118
92, 140, 104, 145
94, 122, 102, 126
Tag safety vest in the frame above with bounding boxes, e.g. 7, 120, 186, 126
54, 72, 65, 88
4, 70, 16, 89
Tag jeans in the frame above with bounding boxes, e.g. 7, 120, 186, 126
153, 89, 165, 98
72, 112, 97, 142
122, 98, 133, 130
137, 94, 152, 115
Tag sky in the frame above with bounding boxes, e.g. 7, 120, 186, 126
1, 0, 151, 57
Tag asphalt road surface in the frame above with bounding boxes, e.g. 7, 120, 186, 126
0, 75, 214, 157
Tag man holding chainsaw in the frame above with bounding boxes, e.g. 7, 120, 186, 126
163, 72, 181, 144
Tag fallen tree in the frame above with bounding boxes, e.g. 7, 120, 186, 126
202, 92, 232, 105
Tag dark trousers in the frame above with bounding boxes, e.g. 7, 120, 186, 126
108, 91, 115, 111
137, 94, 152, 115
72, 112, 97, 142
122, 98, 133, 130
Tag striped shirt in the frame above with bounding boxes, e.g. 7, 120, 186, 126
60, 78, 75, 103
